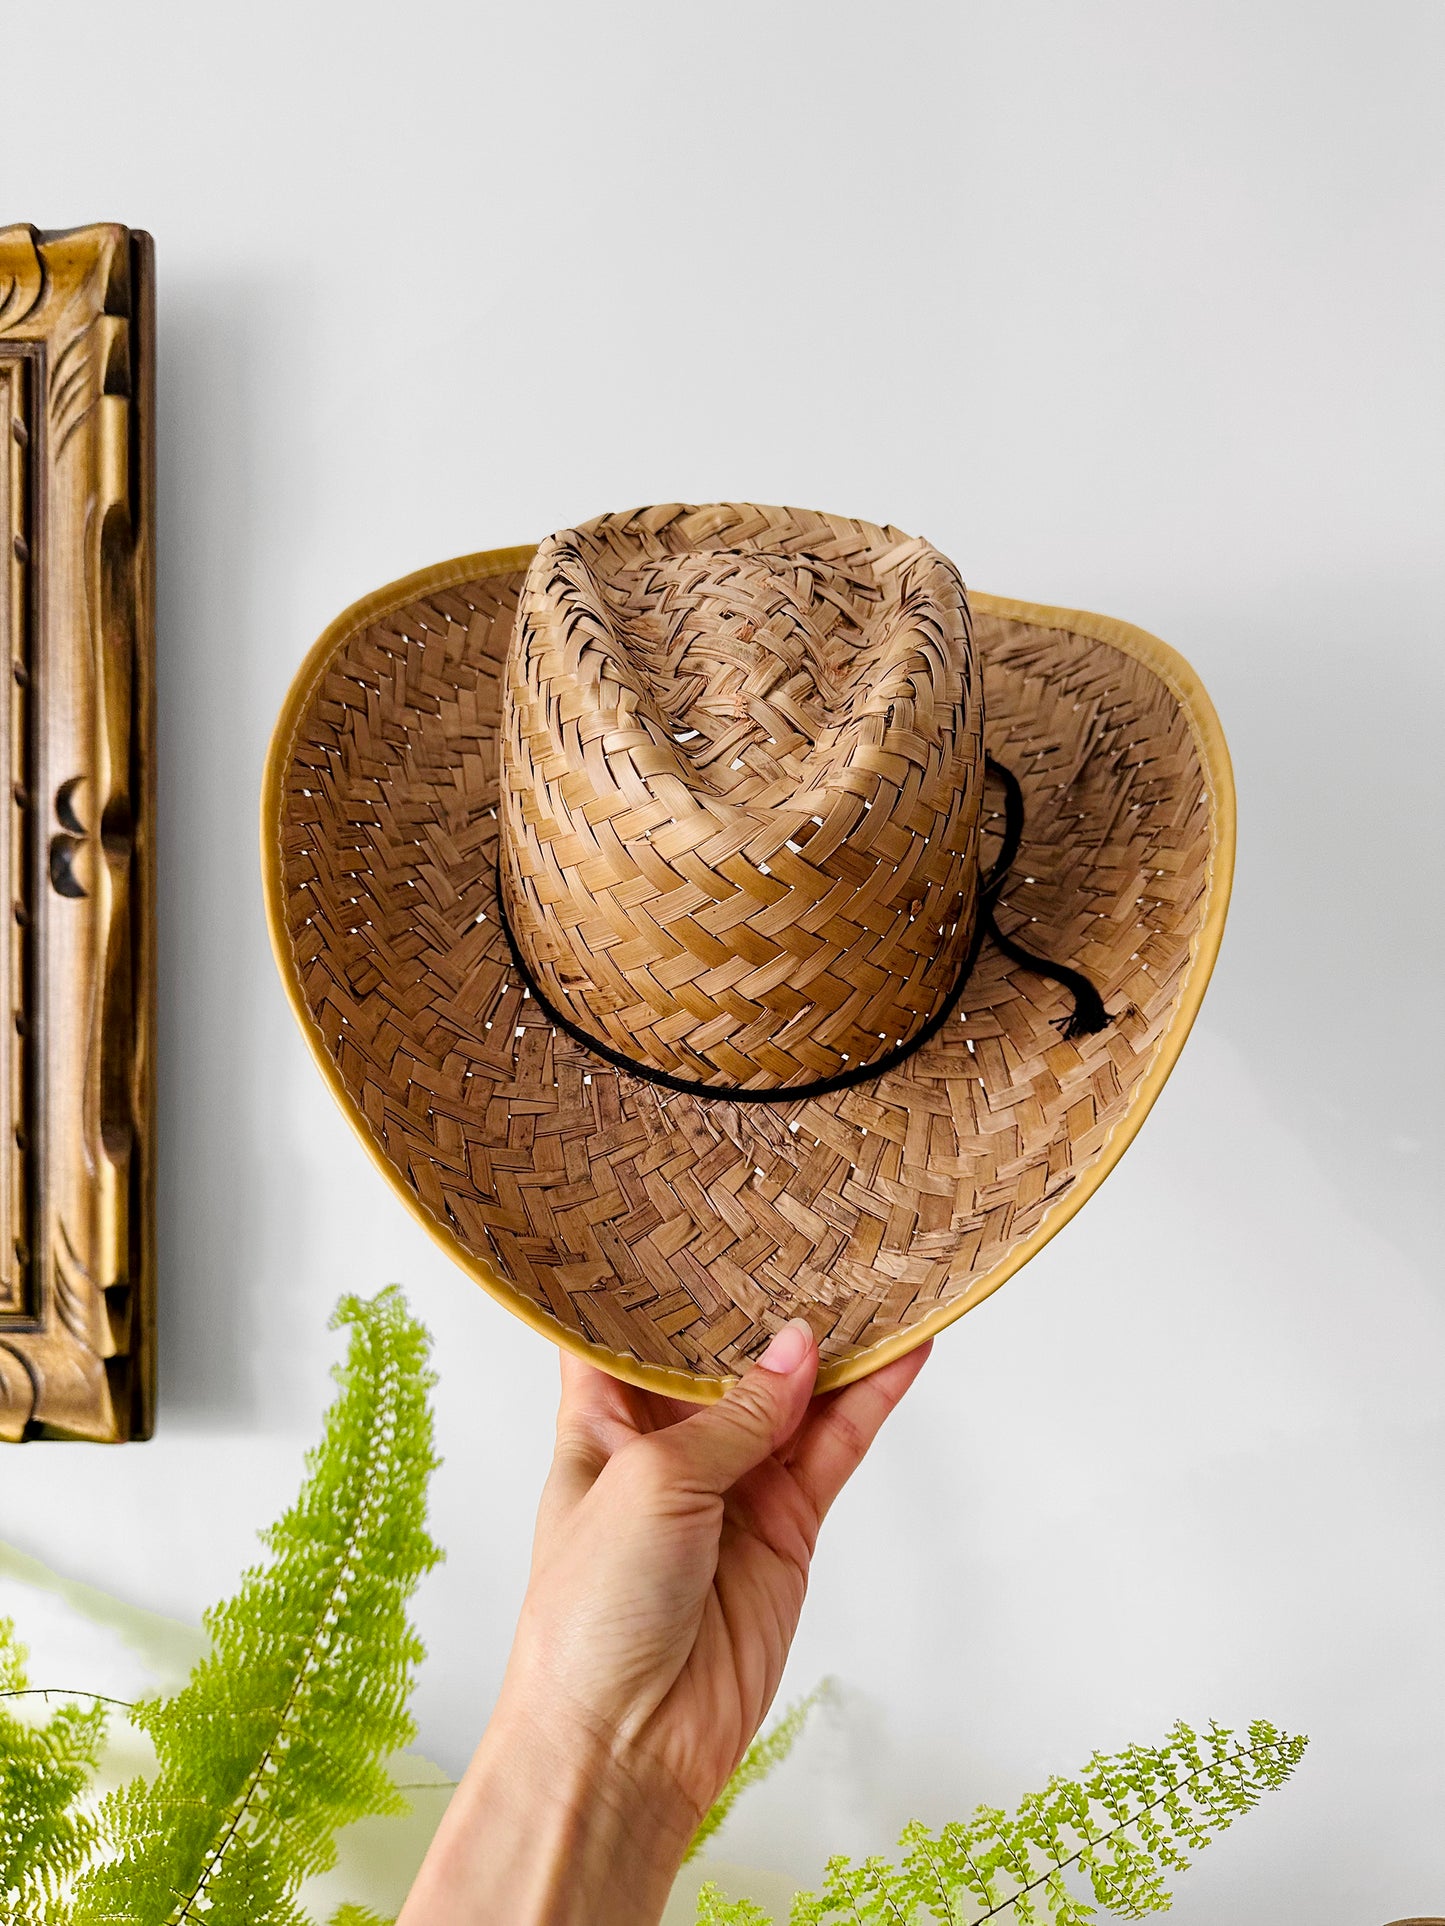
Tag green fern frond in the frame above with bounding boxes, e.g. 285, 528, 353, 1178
695, 1887, 774, 1926
69, 1287, 442, 1926
328, 1907, 393, 1925
687, 1682, 832, 1864
0, 1615, 107, 1922
696, 1717, 1307, 1925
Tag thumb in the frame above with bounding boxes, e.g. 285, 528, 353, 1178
657, 1319, 818, 1497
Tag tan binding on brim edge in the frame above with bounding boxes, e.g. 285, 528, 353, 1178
261, 546, 1234, 1401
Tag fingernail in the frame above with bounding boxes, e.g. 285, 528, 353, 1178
757, 1317, 815, 1376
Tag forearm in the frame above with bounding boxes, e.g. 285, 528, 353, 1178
399, 1679, 697, 1926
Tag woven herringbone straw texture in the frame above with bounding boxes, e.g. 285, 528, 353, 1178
501, 505, 983, 1089
274, 535, 1219, 1387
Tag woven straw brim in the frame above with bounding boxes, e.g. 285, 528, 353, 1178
262, 547, 1233, 1400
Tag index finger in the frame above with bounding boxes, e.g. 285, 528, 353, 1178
782, 1341, 931, 1524
555, 1352, 698, 1454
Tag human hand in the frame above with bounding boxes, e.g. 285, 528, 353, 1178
516, 1318, 932, 1829
401, 1321, 929, 1926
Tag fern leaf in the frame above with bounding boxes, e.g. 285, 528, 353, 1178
694, 1882, 775, 1925
697, 1717, 1306, 1923
69, 1288, 442, 1926
328, 1908, 393, 1925
687, 1682, 831, 1863
0, 1617, 107, 1921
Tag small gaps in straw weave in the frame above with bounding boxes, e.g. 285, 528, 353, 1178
277, 569, 1212, 1382
499, 505, 984, 1091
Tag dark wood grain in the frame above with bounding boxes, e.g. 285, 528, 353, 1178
0, 224, 155, 1441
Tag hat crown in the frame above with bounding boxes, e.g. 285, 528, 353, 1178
499, 503, 985, 1091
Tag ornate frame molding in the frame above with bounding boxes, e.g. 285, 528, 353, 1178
0, 224, 155, 1440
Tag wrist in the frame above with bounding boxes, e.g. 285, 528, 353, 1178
401, 1673, 697, 1926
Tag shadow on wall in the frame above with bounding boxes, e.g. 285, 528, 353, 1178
153, 271, 297, 1424
1199, 579, 1443, 1282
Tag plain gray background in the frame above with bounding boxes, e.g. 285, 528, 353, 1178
4, 2, 1443, 1917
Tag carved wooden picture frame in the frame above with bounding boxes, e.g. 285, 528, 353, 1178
0, 224, 155, 1440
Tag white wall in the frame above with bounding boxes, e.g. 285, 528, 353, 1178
3, 2, 1443, 1916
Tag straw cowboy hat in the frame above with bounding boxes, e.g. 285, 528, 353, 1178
262, 503, 1234, 1399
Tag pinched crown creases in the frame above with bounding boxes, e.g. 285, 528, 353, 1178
499, 503, 984, 1090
